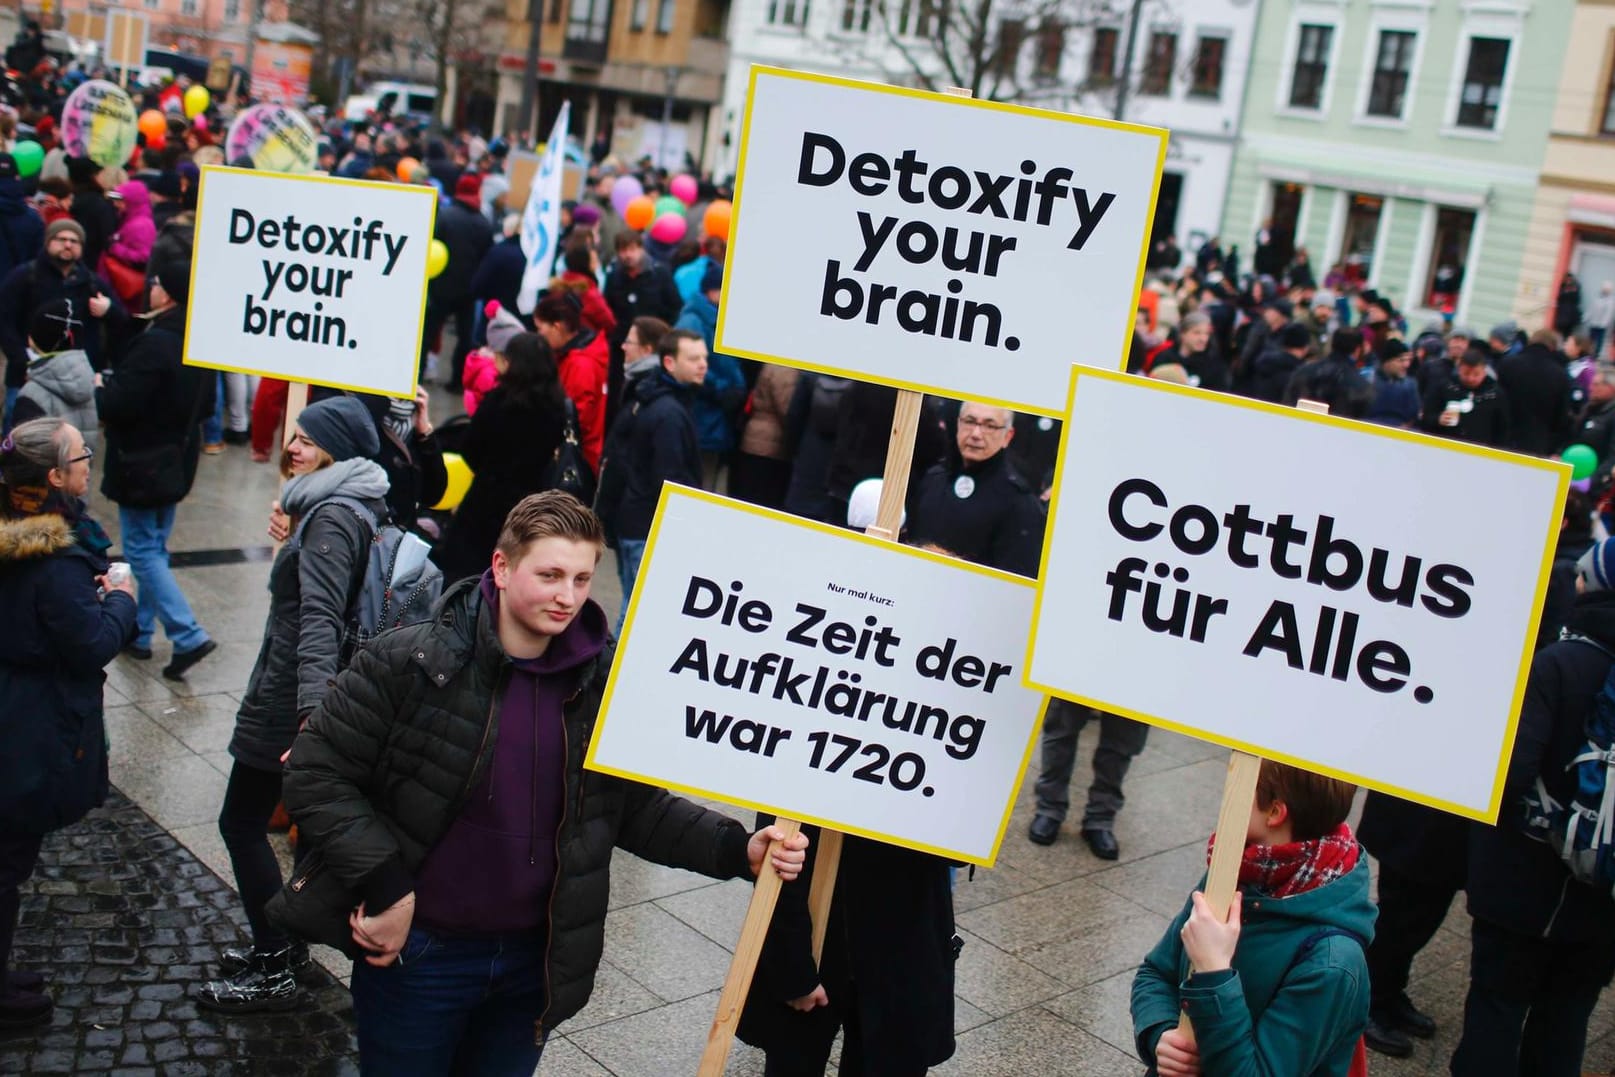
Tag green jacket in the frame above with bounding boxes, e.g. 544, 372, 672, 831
1131, 857, 1376, 1077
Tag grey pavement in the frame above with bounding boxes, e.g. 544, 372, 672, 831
20, 385, 1615, 1074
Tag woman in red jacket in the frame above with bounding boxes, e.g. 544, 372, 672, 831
533, 292, 607, 471
546, 234, 616, 337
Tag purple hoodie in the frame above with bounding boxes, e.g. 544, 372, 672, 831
108, 180, 155, 266
412, 572, 610, 935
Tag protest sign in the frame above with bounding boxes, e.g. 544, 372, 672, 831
59, 80, 137, 169
184, 166, 435, 399
225, 104, 318, 174
715, 66, 1167, 415
586, 486, 1046, 866
1026, 368, 1567, 822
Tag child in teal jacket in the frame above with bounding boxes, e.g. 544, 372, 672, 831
1131, 761, 1376, 1076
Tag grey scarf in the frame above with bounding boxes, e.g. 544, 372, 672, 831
280, 457, 390, 519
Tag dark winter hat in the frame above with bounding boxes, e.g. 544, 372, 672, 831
454, 173, 482, 207
572, 203, 600, 226
1578, 539, 1615, 594
1277, 323, 1312, 350
65, 155, 99, 183
1377, 338, 1410, 362
45, 218, 85, 245
28, 298, 82, 352
1490, 321, 1519, 345
1263, 297, 1293, 318
296, 395, 380, 463
152, 256, 191, 303
150, 171, 182, 199
701, 261, 722, 294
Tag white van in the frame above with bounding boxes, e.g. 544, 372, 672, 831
344, 82, 436, 123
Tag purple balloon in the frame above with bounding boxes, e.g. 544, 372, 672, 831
610, 175, 644, 218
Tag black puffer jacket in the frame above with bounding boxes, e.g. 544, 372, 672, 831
95, 307, 211, 506
229, 494, 382, 773
271, 578, 752, 1036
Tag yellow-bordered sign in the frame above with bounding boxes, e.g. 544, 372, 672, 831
716, 65, 1168, 415
1025, 365, 1568, 823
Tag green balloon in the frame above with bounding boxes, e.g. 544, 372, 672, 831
1564, 443, 1599, 481
12, 140, 43, 178
654, 194, 686, 218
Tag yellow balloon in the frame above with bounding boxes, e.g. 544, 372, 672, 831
433, 452, 473, 511
427, 239, 449, 279
183, 84, 210, 119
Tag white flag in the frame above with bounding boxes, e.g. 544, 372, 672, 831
517, 101, 571, 316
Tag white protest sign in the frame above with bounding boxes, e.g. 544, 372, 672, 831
1026, 368, 1567, 821
585, 487, 1046, 865
716, 66, 1167, 415
184, 167, 437, 399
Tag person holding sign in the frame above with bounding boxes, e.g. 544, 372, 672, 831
270, 492, 807, 1074
1131, 761, 1373, 1077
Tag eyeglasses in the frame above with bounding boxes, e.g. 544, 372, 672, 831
959, 416, 1008, 433
68, 447, 93, 464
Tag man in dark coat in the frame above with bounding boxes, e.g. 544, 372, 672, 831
1496, 328, 1575, 457
1283, 327, 1374, 418
468, 216, 525, 332
603, 230, 681, 424
93, 256, 215, 679
1576, 364, 1615, 493
1451, 547, 1615, 1074
273, 491, 806, 1072
424, 177, 494, 391
0, 218, 125, 429
1421, 348, 1510, 448
1247, 322, 1311, 404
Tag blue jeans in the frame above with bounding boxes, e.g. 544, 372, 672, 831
2, 386, 16, 433
350, 927, 548, 1077
616, 537, 647, 626
118, 505, 209, 652
202, 372, 225, 444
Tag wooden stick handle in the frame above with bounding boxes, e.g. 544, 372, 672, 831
807, 828, 843, 964
699, 818, 803, 1076
270, 382, 310, 555
1176, 750, 1262, 1043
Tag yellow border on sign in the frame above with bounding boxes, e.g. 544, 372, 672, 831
1023, 364, 1571, 824
182, 165, 438, 400
583, 483, 1048, 867
714, 64, 1169, 414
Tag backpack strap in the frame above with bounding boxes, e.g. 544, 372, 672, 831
1279, 926, 1367, 984
290, 495, 380, 549
1562, 632, 1615, 662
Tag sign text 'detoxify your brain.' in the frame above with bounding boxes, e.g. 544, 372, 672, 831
717, 68, 1166, 414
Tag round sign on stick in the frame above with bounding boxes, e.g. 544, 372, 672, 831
703, 199, 731, 240
650, 213, 687, 245
624, 195, 655, 231
610, 175, 644, 217
59, 80, 138, 168
224, 104, 319, 173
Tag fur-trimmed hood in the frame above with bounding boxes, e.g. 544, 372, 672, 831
0, 513, 74, 562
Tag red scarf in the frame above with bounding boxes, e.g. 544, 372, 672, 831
1206, 823, 1359, 899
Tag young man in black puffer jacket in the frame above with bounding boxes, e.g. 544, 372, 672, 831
272, 491, 807, 1073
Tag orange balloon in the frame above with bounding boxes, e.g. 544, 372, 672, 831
703, 200, 732, 241
624, 195, 655, 231
396, 156, 421, 182
138, 109, 166, 142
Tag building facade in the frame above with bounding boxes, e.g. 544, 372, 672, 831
1515, 0, 1615, 331
1223, 0, 1571, 331
717, 0, 1255, 250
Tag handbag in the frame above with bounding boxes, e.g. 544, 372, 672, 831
545, 397, 596, 504
115, 359, 208, 507
98, 251, 147, 309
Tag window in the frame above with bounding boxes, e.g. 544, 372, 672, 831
1366, 29, 1415, 118
1087, 27, 1118, 87
1141, 31, 1176, 96
632, 0, 649, 30
994, 19, 1023, 78
181, 0, 198, 14
657, 0, 675, 32
840, 0, 872, 33
1340, 193, 1384, 283
1035, 20, 1064, 79
1455, 37, 1509, 130
1189, 35, 1226, 99
1423, 207, 1475, 308
548, 0, 563, 23
765, 0, 808, 26
224, 0, 240, 19
569, 0, 610, 42
1288, 23, 1332, 109
143, 0, 157, 10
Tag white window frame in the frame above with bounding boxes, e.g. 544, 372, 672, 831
1275, 3, 1345, 122
1353, 4, 1431, 129
1440, 7, 1524, 141
1187, 26, 1233, 102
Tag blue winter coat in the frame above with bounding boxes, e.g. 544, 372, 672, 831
0, 510, 137, 834
674, 292, 745, 454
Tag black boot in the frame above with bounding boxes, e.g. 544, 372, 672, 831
1384, 992, 1437, 1038
218, 941, 311, 979
0, 982, 52, 1030
1364, 1010, 1414, 1058
195, 946, 304, 1013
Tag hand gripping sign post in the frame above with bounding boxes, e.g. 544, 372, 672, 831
1026, 367, 1567, 1042
585, 487, 1046, 1071
184, 166, 436, 454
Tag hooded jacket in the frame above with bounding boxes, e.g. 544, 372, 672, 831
0, 176, 44, 280
0, 510, 136, 834
614, 369, 702, 541
1132, 858, 1376, 1077
107, 180, 156, 267
14, 348, 98, 451
673, 291, 747, 454
271, 578, 752, 1038
556, 328, 609, 471
95, 306, 211, 507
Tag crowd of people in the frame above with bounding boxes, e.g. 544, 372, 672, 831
0, 38, 1609, 1071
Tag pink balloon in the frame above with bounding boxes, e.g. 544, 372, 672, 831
194, 114, 209, 132
650, 212, 688, 244
671, 173, 698, 207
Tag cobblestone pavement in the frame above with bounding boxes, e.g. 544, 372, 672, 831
0, 793, 357, 1076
